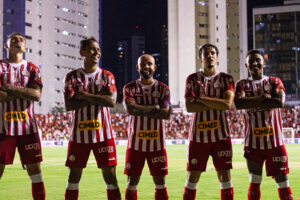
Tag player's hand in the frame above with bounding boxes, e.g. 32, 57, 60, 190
74, 91, 88, 100
127, 98, 136, 106
262, 93, 272, 99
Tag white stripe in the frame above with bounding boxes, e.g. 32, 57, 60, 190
203, 111, 208, 143
134, 116, 140, 150
157, 119, 162, 151
195, 113, 200, 142
104, 107, 112, 140
142, 116, 147, 152
150, 118, 154, 152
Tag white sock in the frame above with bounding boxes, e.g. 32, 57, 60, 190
126, 182, 137, 191
106, 184, 119, 190
66, 182, 79, 190
155, 184, 166, 189
277, 180, 289, 189
220, 181, 233, 189
249, 173, 262, 184
185, 181, 197, 190
29, 173, 43, 183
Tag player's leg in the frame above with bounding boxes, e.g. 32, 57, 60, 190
124, 148, 145, 200
65, 142, 90, 200
183, 141, 209, 200
0, 164, 5, 179
217, 170, 233, 200
18, 134, 45, 200
148, 150, 169, 200
93, 139, 121, 200
266, 146, 293, 200
184, 171, 201, 200
101, 166, 121, 200
26, 162, 45, 200
212, 140, 234, 200
65, 167, 83, 200
246, 158, 263, 200
126, 176, 141, 200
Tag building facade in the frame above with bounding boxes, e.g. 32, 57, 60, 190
1, 0, 100, 113
168, 0, 248, 105
253, 3, 300, 100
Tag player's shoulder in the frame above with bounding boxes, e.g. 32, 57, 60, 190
65, 68, 81, 78
124, 80, 137, 88
101, 68, 114, 77
236, 78, 248, 84
186, 72, 198, 79
155, 80, 169, 90
219, 72, 234, 79
269, 76, 282, 82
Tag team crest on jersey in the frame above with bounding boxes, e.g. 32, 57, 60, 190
21, 70, 30, 77
197, 120, 220, 131
214, 81, 223, 88
137, 130, 160, 139
252, 126, 274, 137
135, 88, 143, 96
4, 111, 28, 121
264, 83, 272, 93
78, 120, 101, 131
152, 91, 160, 98
95, 79, 105, 86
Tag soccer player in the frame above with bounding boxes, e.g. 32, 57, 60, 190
0, 32, 45, 200
235, 49, 293, 200
63, 37, 121, 200
123, 54, 171, 200
183, 43, 235, 200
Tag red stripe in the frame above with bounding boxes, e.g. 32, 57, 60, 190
207, 110, 212, 143
101, 108, 107, 141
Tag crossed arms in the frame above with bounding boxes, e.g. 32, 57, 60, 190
0, 83, 42, 102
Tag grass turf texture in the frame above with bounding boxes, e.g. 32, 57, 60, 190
0, 144, 299, 200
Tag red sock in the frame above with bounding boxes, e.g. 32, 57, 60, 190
32, 182, 45, 200
183, 187, 196, 200
248, 183, 260, 200
221, 188, 233, 200
107, 188, 121, 200
65, 189, 79, 200
155, 188, 169, 200
278, 187, 293, 200
125, 189, 137, 200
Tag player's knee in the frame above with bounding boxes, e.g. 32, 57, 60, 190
275, 174, 288, 183
26, 163, 41, 176
187, 171, 201, 183
68, 168, 83, 183
127, 176, 140, 186
217, 170, 231, 182
153, 176, 165, 185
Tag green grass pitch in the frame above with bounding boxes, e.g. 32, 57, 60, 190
0, 144, 299, 200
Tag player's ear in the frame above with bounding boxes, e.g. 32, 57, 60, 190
79, 49, 85, 57
136, 64, 139, 71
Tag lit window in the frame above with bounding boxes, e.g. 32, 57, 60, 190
62, 30, 69, 35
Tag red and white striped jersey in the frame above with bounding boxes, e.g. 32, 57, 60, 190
123, 79, 170, 152
185, 71, 235, 143
0, 60, 42, 136
235, 76, 285, 149
64, 67, 116, 144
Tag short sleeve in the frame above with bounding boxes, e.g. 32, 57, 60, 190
103, 71, 117, 93
224, 74, 235, 92
235, 80, 244, 95
122, 84, 133, 102
28, 64, 43, 88
161, 86, 171, 105
273, 77, 285, 92
63, 73, 74, 97
184, 75, 196, 99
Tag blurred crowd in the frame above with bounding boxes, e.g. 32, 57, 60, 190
36, 106, 300, 142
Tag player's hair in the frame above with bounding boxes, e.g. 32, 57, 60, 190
7, 32, 25, 42
246, 49, 263, 57
80, 37, 98, 50
199, 43, 219, 58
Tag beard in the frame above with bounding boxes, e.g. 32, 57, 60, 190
140, 69, 154, 80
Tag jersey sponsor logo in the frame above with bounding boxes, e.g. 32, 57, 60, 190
252, 126, 274, 137
98, 146, 114, 154
137, 130, 159, 139
78, 120, 101, 131
197, 120, 220, 131
151, 156, 166, 163
272, 156, 288, 163
218, 150, 232, 157
4, 111, 28, 121
25, 143, 40, 151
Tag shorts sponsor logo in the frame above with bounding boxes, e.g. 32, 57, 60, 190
252, 127, 274, 137
78, 120, 101, 131
25, 143, 40, 151
108, 157, 116, 161
137, 130, 159, 140
69, 155, 75, 161
98, 146, 114, 154
218, 150, 232, 157
151, 156, 166, 163
4, 111, 28, 121
191, 158, 198, 165
197, 120, 220, 131
272, 156, 288, 163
